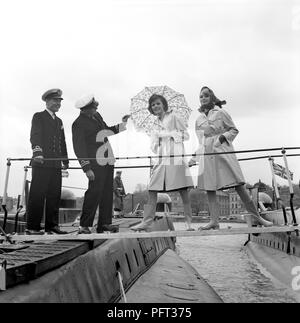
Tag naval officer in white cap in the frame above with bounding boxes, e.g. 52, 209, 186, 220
72, 94, 130, 234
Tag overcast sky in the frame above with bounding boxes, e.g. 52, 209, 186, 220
1, 0, 299, 197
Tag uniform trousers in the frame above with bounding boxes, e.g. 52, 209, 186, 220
27, 167, 62, 230
80, 165, 114, 230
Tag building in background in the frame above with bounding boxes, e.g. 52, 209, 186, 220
218, 191, 230, 217
168, 191, 184, 214
156, 193, 172, 212
169, 189, 230, 217
228, 190, 245, 215
60, 189, 76, 208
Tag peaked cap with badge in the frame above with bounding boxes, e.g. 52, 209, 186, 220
42, 88, 64, 101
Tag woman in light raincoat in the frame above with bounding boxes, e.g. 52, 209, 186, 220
131, 94, 194, 231
189, 86, 273, 230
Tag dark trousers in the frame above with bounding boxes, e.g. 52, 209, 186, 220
27, 167, 62, 230
80, 165, 114, 230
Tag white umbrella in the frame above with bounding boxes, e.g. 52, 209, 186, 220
130, 85, 191, 135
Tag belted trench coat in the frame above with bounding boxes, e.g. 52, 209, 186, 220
191, 107, 245, 191
148, 111, 194, 192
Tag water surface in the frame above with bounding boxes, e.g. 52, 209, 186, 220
175, 222, 297, 303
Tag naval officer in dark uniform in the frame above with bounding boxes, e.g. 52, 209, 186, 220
26, 89, 69, 234
113, 171, 126, 218
72, 94, 130, 234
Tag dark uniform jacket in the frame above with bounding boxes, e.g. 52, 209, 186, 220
30, 110, 69, 168
113, 177, 126, 197
72, 112, 125, 172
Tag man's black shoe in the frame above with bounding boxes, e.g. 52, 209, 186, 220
97, 224, 119, 233
78, 227, 91, 234
25, 229, 44, 235
46, 226, 68, 235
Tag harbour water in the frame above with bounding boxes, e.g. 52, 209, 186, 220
175, 222, 298, 303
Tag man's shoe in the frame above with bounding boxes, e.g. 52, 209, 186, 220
198, 222, 220, 230
97, 224, 119, 233
25, 229, 44, 235
78, 227, 91, 234
72, 216, 80, 227
46, 226, 68, 235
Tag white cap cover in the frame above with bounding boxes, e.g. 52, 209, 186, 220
75, 94, 95, 109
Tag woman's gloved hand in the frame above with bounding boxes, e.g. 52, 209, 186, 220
188, 159, 196, 167
219, 134, 229, 145
172, 131, 184, 143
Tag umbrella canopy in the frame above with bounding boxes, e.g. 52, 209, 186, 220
130, 85, 192, 135
157, 193, 172, 203
258, 192, 273, 204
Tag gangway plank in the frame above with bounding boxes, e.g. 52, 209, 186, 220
0, 225, 298, 242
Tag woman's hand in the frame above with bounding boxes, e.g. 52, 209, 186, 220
188, 159, 196, 167
172, 131, 184, 143
219, 135, 227, 145
152, 130, 159, 138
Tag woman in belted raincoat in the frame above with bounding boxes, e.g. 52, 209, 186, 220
189, 86, 273, 230
131, 94, 194, 231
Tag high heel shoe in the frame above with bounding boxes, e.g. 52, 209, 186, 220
185, 222, 195, 231
186, 227, 195, 231
131, 204, 155, 231
130, 220, 153, 232
251, 215, 273, 227
198, 222, 220, 230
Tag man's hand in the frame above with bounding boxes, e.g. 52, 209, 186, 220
33, 156, 44, 164
85, 169, 95, 181
122, 114, 131, 123
62, 164, 69, 170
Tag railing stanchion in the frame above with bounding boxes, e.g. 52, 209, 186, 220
1, 159, 12, 232
281, 149, 298, 231
14, 166, 28, 233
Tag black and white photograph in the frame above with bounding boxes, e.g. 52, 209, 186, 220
0, 0, 300, 306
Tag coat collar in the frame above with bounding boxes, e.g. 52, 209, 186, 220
208, 106, 220, 115
43, 110, 58, 128
45, 108, 55, 119
79, 112, 104, 126
79, 111, 101, 119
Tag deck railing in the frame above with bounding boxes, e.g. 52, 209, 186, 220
1, 146, 300, 234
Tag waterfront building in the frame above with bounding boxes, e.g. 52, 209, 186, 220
228, 189, 245, 215
218, 191, 230, 217
169, 189, 230, 217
